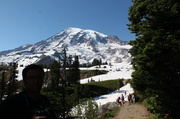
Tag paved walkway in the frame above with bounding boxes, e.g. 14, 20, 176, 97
111, 103, 150, 119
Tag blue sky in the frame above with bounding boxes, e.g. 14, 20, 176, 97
0, 0, 135, 51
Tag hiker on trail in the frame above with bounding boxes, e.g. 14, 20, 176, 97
116, 96, 121, 105
131, 94, 135, 103
128, 94, 132, 104
0, 64, 57, 119
120, 94, 125, 105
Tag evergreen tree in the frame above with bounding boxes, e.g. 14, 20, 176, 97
60, 49, 80, 86
99, 58, 102, 68
92, 58, 99, 66
49, 60, 60, 90
72, 55, 80, 84
7, 62, 18, 96
43, 51, 81, 118
62, 48, 68, 87
61, 48, 68, 119
66, 55, 73, 86
128, 0, 180, 118
0, 69, 6, 100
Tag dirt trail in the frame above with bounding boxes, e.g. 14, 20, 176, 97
111, 103, 150, 119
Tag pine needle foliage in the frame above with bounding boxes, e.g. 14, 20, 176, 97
128, 0, 180, 118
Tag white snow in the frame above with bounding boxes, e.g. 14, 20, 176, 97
0, 27, 132, 68
17, 66, 24, 81
94, 83, 134, 106
80, 63, 134, 106
80, 63, 133, 84
70, 63, 134, 117
80, 71, 132, 84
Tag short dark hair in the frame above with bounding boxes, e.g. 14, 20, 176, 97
22, 64, 44, 81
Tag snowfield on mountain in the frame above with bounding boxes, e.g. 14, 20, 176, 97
0, 27, 131, 66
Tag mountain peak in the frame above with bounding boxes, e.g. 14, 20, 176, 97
63, 27, 82, 34
63, 27, 107, 37
0, 27, 131, 65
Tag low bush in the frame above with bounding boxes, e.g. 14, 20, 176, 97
103, 106, 120, 119
142, 97, 163, 119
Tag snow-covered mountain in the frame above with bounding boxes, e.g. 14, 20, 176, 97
0, 27, 131, 66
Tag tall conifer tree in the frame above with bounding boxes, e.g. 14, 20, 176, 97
72, 55, 80, 84
7, 62, 18, 96
0, 69, 6, 100
128, 0, 180, 118
50, 60, 60, 90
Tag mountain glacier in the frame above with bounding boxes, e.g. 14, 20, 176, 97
0, 27, 132, 66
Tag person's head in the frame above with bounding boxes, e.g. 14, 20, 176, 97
22, 64, 44, 93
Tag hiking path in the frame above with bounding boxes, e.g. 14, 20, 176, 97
111, 103, 150, 119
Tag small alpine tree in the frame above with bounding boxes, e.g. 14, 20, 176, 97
49, 60, 61, 91
0, 69, 6, 100
6, 62, 18, 96
72, 55, 80, 84
92, 58, 99, 66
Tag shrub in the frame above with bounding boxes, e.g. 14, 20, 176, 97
103, 106, 120, 119
70, 98, 98, 119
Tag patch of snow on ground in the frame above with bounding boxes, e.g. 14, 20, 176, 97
94, 83, 134, 106
79, 63, 134, 106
